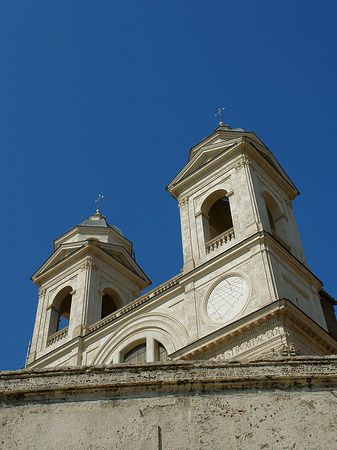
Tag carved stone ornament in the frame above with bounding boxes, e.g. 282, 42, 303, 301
235, 155, 251, 171
80, 258, 95, 271
178, 197, 188, 208
280, 344, 299, 357
39, 288, 47, 297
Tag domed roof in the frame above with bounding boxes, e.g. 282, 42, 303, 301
80, 213, 123, 236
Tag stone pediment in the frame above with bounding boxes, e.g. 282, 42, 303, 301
31, 240, 150, 287
167, 139, 242, 193
168, 133, 297, 197
95, 242, 150, 284
188, 129, 247, 160
31, 242, 85, 281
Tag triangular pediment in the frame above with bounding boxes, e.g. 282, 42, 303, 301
96, 242, 149, 283
188, 128, 247, 160
167, 138, 243, 193
167, 130, 298, 197
31, 242, 85, 280
32, 240, 150, 287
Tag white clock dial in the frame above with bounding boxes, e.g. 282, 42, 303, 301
207, 276, 248, 324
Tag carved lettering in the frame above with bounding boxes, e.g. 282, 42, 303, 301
212, 327, 281, 362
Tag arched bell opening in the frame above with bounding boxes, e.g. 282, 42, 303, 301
208, 197, 233, 239
263, 192, 289, 247
101, 288, 123, 320
201, 190, 234, 245
48, 286, 73, 336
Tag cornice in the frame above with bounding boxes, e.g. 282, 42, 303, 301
87, 274, 184, 336
244, 142, 298, 198
3, 357, 337, 400
31, 245, 87, 285
179, 230, 321, 288
91, 244, 150, 287
170, 299, 337, 361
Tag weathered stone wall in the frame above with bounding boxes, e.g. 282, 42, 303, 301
1, 357, 337, 450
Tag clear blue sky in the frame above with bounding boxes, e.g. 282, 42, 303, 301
1, 1, 336, 370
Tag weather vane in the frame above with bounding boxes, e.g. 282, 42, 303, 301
95, 194, 104, 214
215, 107, 225, 126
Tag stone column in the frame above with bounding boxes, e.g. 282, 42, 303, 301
146, 336, 156, 362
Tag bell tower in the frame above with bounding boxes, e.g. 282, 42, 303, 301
168, 123, 306, 270
167, 121, 335, 358
28, 211, 150, 367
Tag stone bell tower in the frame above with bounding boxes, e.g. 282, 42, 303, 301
167, 120, 337, 359
28, 208, 150, 367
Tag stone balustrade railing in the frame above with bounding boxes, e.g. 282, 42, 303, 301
89, 274, 182, 333
47, 327, 68, 347
206, 228, 235, 253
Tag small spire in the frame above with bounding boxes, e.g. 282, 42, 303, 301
215, 107, 225, 126
94, 194, 104, 214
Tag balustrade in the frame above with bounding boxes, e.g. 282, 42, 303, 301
206, 228, 235, 253
47, 327, 68, 347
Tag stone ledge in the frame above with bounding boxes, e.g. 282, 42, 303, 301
1, 356, 337, 400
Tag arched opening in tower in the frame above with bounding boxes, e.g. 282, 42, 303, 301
57, 293, 72, 331
208, 196, 233, 239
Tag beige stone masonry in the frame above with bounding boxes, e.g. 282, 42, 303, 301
1, 357, 337, 450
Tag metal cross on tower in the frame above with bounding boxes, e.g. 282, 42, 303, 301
95, 194, 104, 214
215, 107, 225, 125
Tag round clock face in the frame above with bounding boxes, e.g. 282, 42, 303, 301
207, 276, 249, 324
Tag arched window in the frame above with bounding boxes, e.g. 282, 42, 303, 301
124, 342, 146, 363
58, 292, 72, 331
48, 286, 73, 336
208, 197, 233, 239
201, 190, 234, 248
122, 340, 168, 364
263, 192, 289, 247
156, 342, 168, 362
101, 288, 122, 319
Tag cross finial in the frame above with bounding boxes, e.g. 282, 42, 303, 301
215, 107, 225, 126
95, 194, 104, 214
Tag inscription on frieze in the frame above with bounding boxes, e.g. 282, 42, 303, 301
211, 326, 281, 361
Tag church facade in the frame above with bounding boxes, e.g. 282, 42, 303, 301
2, 122, 337, 450
26, 122, 337, 368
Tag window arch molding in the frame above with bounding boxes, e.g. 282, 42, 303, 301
200, 188, 230, 217
112, 329, 172, 364
92, 313, 187, 364
120, 333, 169, 364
